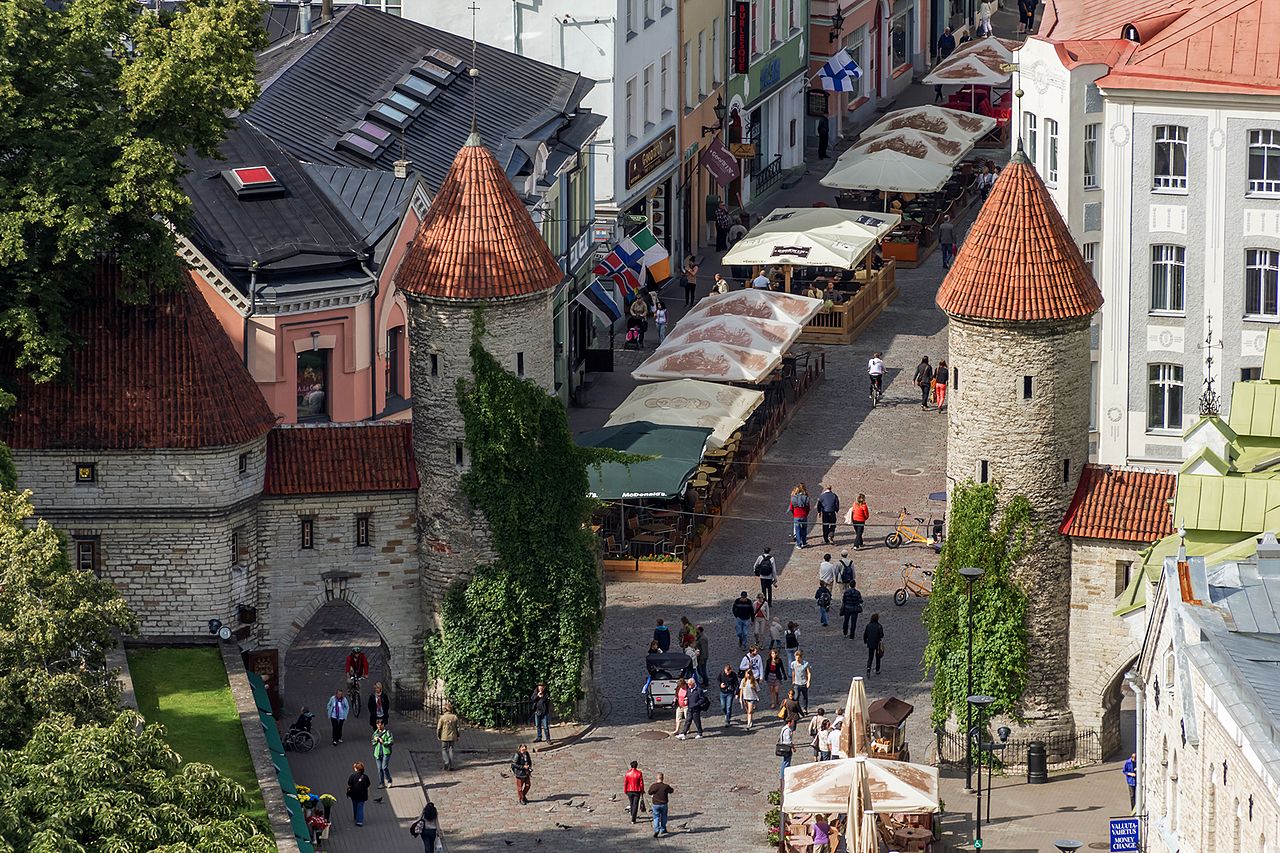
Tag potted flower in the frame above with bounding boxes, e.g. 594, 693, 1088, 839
319, 793, 337, 820
307, 813, 330, 843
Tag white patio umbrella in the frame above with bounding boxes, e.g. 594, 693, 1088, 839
838, 676, 869, 758
857, 810, 879, 853
847, 757, 872, 852
819, 149, 954, 194
922, 36, 1020, 87
663, 314, 799, 355
864, 104, 997, 142
631, 340, 782, 384
721, 208, 901, 273
846, 127, 973, 166
782, 757, 941, 814
604, 379, 764, 449
683, 289, 826, 327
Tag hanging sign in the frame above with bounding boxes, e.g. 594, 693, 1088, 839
730, 142, 758, 159
699, 136, 741, 186
732, 1, 751, 74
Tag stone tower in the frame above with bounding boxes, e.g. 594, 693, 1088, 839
395, 132, 562, 614
935, 147, 1104, 742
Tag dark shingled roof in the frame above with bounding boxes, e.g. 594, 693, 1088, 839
936, 149, 1104, 323
264, 423, 418, 495
0, 262, 277, 450
1060, 464, 1177, 542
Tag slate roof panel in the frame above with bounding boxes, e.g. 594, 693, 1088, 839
264, 422, 418, 495
304, 163, 415, 245
1060, 464, 1177, 541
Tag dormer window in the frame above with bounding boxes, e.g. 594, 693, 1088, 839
1122, 24, 1140, 42
221, 166, 284, 198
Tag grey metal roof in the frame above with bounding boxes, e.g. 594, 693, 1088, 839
304, 164, 414, 245
247, 5, 599, 192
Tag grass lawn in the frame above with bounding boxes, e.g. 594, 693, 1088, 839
127, 646, 268, 829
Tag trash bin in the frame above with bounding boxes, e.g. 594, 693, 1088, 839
1027, 741, 1048, 784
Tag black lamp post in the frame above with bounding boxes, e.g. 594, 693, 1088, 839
1054, 842, 1084, 853
959, 566, 984, 790
979, 725, 1010, 829
967, 694, 995, 848
701, 95, 728, 137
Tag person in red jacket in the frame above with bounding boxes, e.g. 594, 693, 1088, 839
624, 761, 646, 823
789, 483, 811, 549
849, 494, 870, 550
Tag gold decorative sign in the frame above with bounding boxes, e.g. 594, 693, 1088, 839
625, 128, 677, 190
730, 142, 758, 159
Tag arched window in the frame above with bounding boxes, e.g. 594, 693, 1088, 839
1168, 752, 1179, 830
1231, 798, 1240, 852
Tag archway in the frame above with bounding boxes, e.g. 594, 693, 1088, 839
1098, 655, 1139, 759
282, 600, 391, 719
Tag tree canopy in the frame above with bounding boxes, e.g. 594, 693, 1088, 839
0, 0, 265, 383
922, 480, 1032, 729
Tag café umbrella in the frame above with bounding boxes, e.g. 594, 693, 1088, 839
604, 379, 764, 449
631, 340, 783, 384
820, 149, 954, 195
782, 757, 941, 815
846, 127, 973, 166
683, 289, 826, 327
864, 104, 997, 142
662, 314, 800, 356
577, 422, 713, 500
721, 208, 901, 283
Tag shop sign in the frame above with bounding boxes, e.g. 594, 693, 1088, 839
625, 128, 676, 190
568, 227, 595, 272
683, 140, 700, 161
806, 89, 829, 117
760, 58, 781, 90
699, 136, 740, 187
730, 142, 758, 159
591, 221, 613, 243
732, 0, 750, 74
771, 246, 811, 258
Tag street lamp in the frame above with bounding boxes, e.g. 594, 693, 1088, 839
1054, 842, 1084, 853
978, 725, 1010, 829
959, 566, 984, 790
967, 694, 995, 848
701, 95, 728, 137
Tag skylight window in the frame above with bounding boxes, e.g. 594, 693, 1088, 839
220, 165, 285, 197
425, 47, 464, 72
385, 91, 421, 112
337, 132, 383, 157
412, 61, 451, 85
369, 102, 412, 129
396, 75, 439, 101
352, 120, 391, 143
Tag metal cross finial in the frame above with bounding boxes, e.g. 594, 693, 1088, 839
468, 1, 480, 133
1199, 312, 1222, 416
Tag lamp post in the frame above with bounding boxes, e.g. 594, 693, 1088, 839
980, 726, 1010, 827
1054, 842, 1084, 853
701, 95, 728, 137
967, 694, 995, 848
959, 566, 984, 790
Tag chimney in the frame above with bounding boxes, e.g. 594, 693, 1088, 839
321, 0, 332, 22
298, 0, 312, 34
393, 159, 411, 179
1257, 531, 1280, 578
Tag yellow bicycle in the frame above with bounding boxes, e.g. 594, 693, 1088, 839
893, 563, 933, 606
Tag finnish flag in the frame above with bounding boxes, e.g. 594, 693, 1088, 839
819, 49, 862, 92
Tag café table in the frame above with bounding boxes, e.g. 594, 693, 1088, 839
892, 825, 933, 851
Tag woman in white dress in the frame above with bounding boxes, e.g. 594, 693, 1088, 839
738, 670, 760, 729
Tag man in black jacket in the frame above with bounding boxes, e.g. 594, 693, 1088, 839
863, 613, 885, 675
840, 583, 864, 639
676, 677, 706, 739
913, 357, 934, 410
718, 664, 740, 726
817, 485, 840, 544
732, 591, 755, 649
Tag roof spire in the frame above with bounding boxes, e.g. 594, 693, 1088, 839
467, 1, 480, 137
1199, 312, 1222, 416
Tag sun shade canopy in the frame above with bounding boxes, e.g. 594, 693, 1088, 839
684, 289, 826, 325
847, 127, 974, 166
820, 150, 955, 193
864, 105, 997, 141
631, 341, 783, 384
922, 36, 1020, 85
721, 208, 902, 269
783, 757, 941, 815
578, 421, 712, 500
605, 379, 764, 448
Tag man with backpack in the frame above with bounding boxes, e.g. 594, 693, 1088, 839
814, 583, 833, 627
840, 582, 865, 639
789, 486, 811, 549
753, 547, 777, 606
837, 550, 856, 588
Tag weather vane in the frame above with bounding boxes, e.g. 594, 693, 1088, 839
1199, 312, 1222, 416
468, 2, 480, 132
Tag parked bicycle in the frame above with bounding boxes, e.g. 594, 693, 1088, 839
884, 508, 944, 551
893, 562, 933, 606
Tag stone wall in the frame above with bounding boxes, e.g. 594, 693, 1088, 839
405, 291, 555, 622
947, 315, 1092, 740
1067, 538, 1147, 757
256, 491, 421, 685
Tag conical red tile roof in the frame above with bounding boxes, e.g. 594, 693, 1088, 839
396, 134, 563, 300
935, 150, 1103, 322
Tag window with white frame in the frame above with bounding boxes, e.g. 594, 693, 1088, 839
643, 0, 653, 24
1024, 113, 1038, 166
625, 77, 636, 139
788, 0, 796, 30
1084, 123, 1100, 188
1150, 245, 1186, 313
711, 19, 721, 84
769, 0, 777, 43
683, 42, 693, 111
697, 31, 706, 98
1248, 130, 1280, 194
846, 34, 865, 101
642, 65, 654, 126
1045, 118, 1059, 184
1246, 249, 1280, 317
660, 52, 671, 115
625, 0, 636, 35
1148, 363, 1184, 432
751, 0, 760, 54
1153, 125, 1188, 190
1082, 242, 1098, 279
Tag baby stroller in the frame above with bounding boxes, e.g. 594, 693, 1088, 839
624, 317, 643, 350
643, 652, 694, 719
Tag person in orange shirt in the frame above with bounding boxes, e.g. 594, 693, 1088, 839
850, 494, 870, 550
623, 761, 646, 823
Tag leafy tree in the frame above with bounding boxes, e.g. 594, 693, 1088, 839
425, 314, 614, 724
0, 488, 137, 749
0, 711, 274, 852
0, 0, 265, 382
922, 480, 1032, 729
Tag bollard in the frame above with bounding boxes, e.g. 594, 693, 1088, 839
1026, 741, 1048, 784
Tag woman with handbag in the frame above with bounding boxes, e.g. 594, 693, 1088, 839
511, 744, 533, 804
863, 613, 885, 675
777, 718, 797, 777
763, 649, 788, 709
739, 670, 760, 729
410, 802, 438, 851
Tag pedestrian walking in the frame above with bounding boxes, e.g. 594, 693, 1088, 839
850, 495, 869, 549
784, 621, 802, 653
789, 484, 811, 548
818, 552, 836, 591
371, 719, 394, 787
817, 485, 840, 544
753, 547, 777, 606
648, 773, 674, 837
837, 549, 856, 586
863, 613, 885, 675
739, 645, 765, 682
934, 359, 949, 411
841, 581, 865, 639
814, 581, 832, 627
629, 297, 649, 347
694, 626, 710, 685
531, 682, 552, 743
367, 681, 390, 729
681, 257, 699, 307
410, 802, 438, 851
672, 678, 689, 735
436, 702, 459, 771
345, 761, 371, 826
934, 27, 956, 103
813, 814, 833, 852
770, 616, 784, 650
739, 669, 760, 728
718, 664, 739, 726
1123, 753, 1138, 809
678, 616, 696, 651
817, 719, 835, 761
807, 708, 828, 760
763, 648, 788, 709
939, 215, 956, 268
782, 688, 803, 725
732, 591, 754, 648
654, 302, 669, 342
712, 272, 730, 294
653, 618, 672, 652
704, 190, 721, 245
777, 719, 797, 777
715, 203, 732, 252
791, 650, 812, 713
677, 677, 707, 739
511, 744, 533, 804
328, 689, 349, 746
816, 114, 830, 159
751, 594, 771, 648
624, 761, 646, 823
913, 357, 934, 410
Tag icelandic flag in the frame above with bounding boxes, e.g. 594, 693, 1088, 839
592, 244, 644, 295
621, 227, 672, 283
575, 280, 624, 326
819, 49, 862, 92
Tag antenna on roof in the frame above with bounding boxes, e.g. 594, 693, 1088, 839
468, 1, 480, 134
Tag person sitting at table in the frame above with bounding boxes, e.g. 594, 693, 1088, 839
822, 282, 841, 303
802, 282, 822, 299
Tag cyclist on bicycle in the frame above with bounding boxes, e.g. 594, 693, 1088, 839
345, 646, 369, 682
867, 352, 885, 399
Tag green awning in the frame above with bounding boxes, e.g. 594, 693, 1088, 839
283, 791, 315, 852
578, 422, 713, 500
260, 710, 285, 756
247, 672, 274, 715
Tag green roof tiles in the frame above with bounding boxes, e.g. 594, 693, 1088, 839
1175, 474, 1280, 532
1228, 381, 1280, 439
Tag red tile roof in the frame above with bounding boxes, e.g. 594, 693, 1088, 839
0, 262, 277, 450
263, 422, 418, 495
395, 133, 563, 300
1060, 464, 1177, 542
935, 151, 1103, 323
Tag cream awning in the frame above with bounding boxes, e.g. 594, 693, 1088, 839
847, 127, 973, 166
721, 208, 901, 270
604, 379, 764, 449
683, 289, 827, 326
864, 104, 998, 141
663, 314, 799, 355
922, 36, 1020, 86
782, 757, 941, 815
631, 341, 782, 384
819, 150, 955, 193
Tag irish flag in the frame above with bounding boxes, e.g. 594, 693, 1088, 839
624, 227, 672, 284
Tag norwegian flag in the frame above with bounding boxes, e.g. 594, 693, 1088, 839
592, 243, 644, 295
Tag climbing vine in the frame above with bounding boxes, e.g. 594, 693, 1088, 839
424, 311, 615, 725
922, 480, 1032, 729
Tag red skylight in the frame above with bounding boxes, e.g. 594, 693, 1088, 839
232, 166, 277, 186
